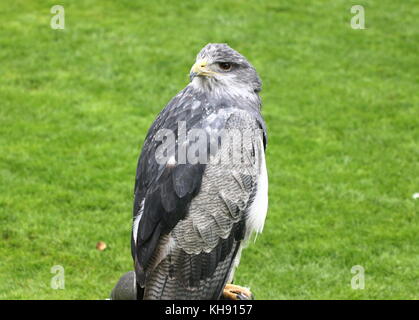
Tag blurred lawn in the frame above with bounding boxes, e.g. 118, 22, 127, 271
0, 0, 418, 299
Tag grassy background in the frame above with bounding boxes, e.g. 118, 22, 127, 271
0, 0, 418, 299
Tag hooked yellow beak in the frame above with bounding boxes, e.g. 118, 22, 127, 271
191, 59, 214, 77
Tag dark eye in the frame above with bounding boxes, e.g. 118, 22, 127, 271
218, 62, 232, 71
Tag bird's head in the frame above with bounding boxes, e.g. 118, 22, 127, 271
189, 43, 261, 96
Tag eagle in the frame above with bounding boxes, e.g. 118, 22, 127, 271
121, 43, 268, 300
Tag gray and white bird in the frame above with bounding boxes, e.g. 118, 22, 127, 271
131, 43, 268, 300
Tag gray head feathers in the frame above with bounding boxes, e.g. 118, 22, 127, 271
190, 43, 262, 94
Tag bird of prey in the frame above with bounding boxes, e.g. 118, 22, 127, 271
131, 43, 268, 300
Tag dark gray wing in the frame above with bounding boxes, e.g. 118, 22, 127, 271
132, 85, 267, 299
132, 87, 206, 285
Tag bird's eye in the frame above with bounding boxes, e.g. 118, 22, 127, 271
218, 62, 232, 71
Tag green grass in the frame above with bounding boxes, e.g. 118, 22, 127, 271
0, 0, 418, 299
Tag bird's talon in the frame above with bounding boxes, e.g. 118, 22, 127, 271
222, 284, 254, 300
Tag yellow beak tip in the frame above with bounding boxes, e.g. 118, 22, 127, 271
192, 59, 209, 75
